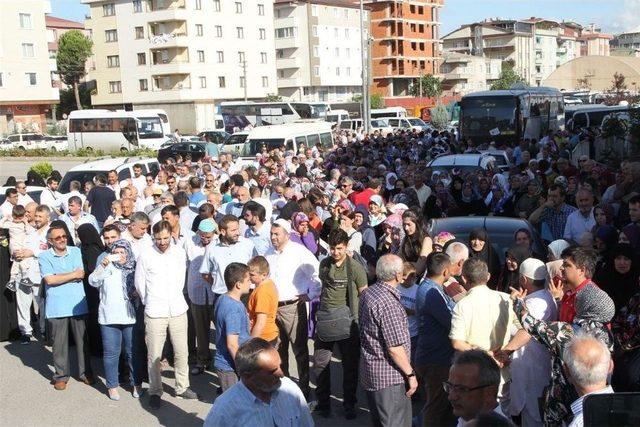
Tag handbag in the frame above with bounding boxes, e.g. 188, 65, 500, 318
315, 257, 355, 342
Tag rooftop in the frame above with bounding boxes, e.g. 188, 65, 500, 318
45, 15, 84, 29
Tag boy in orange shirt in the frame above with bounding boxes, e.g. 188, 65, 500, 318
247, 256, 280, 346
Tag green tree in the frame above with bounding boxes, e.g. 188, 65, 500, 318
409, 74, 443, 99
490, 62, 527, 90
264, 93, 282, 102
370, 93, 384, 109
57, 86, 92, 119
430, 104, 450, 130
56, 30, 93, 110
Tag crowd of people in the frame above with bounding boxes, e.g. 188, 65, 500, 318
1, 122, 639, 427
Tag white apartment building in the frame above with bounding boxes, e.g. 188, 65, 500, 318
274, 0, 368, 103
83, 0, 278, 133
0, 0, 60, 135
440, 53, 501, 94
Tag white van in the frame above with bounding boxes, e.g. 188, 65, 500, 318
326, 109, 350, 124
339, 119, 394, 136
387, 117, 434, 133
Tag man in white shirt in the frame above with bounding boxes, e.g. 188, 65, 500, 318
564, 334, 614, 427
39, 177, 63, 215
122, 212, 153, 260
59, 196, 99, 244
58, 180, 86, 214
160, 205, 193, 247
15, 181, 35, 207
265, 219, 321, 399
174, 191, 198, 234
134, 220, 198, 409
107, 170, 121, 200
242, 201, 271, 256
411, 172, 432, 209
564, 189, 596, 242
1, 188, 18, 218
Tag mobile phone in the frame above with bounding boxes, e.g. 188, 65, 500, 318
107, 254, 120, 262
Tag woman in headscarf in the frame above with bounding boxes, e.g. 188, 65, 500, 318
354, 206, 377, 266
619, 223, 640, 252
497, 245, 532, 293
547, 239, 570, 261
486, 185, 514, 217
88, 239, 139, 400
78, 223, 105, 357
26, 170, 46, 187
454, 181, 485, 216
514, 179, 542, 219
611, 274, 640, 392
468, 228, 501, 289
400, 209, 433, 279
383, 172, 398, 200
593, 224, 620, 275
595, 243, 639, 310
378, 213, 404, 256
289, 212, 318, 256
510, 284, 615, 426
432, 231, 456, 252
434, 180, 458, 217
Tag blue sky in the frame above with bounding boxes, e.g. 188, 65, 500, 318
51, 0, 640, 35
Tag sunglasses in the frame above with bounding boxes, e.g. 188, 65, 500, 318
51, 235, 67, 241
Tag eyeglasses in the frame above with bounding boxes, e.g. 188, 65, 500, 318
442, 381, 494, 394
50, 235, 67, 241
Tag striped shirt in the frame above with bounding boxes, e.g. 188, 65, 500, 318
359, 281, 411, 392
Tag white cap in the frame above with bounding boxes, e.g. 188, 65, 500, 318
272, 218, 291, 234
519, 258, 548, 281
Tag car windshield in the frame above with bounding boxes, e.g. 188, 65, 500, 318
224, 134, 248, 145
243, 138, 285, 156
59, 171, 107, 193
461, 97, 517, 137
408, 118, 426, 126
371, 119, 388, 127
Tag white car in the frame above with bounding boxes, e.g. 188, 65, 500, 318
7, 133, 48, 150
386, 117, 434, 133
0, 138, 13, 151
339, 119, 394, 137
427, 153, 497, 174
59, 157, 160, 194
44, 135, 68, 151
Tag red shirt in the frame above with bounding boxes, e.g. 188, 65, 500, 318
349, 188, 376, 208
559, 279, 593, 323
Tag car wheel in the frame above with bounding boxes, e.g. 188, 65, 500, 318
50, 146, 57, 152
121, 147, 128, 152
18, 146, 26, 151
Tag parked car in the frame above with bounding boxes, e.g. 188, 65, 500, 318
426, 216, 547, 263
477, 150, 511, 172
59, 157, 160, 194
219, 131, 250, 155
44, 135, 68, 151
7, 133, 48, 150
198, 130, 230, 145
427, 153, 498, 174
0, 186, 45, 205
0, 138, 13, 151
179, 135, 204, 142
339, 119, 394, 136
387, 117, 434, 133
157, 141, 220, 164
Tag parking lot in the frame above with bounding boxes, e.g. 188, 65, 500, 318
0, 157, 98, 184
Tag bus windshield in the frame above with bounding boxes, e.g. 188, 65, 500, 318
243, 138, 286, 156
461, 97, 517, 137
137, 117, 164, 139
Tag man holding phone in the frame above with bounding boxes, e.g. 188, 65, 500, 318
38, 222, 93, 390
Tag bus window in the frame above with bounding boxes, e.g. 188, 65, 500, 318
158, 114, 169, 123
307, 134, 320, 147
295, 135, 307, 148
118, 168, 131, 181
138, 117, 163, 139
320, 132, 333, 148
573, 113, 588, 129
215, 119, 224, 130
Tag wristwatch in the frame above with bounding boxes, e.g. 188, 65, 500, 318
405, 370, 416, 378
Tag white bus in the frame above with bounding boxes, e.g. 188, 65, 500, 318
370, 106, 407, 119
218, 101, 324, 133
67, 109, 171, 152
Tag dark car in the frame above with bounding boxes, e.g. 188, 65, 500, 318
426, 216, 547, 263
198, 130, 230, 145
157, 141, 220, 164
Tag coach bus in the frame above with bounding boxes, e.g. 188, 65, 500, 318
67, 109, 171, 152
370, 106, 407, 119
459, 87, 564, 144
217, 101, 324, 133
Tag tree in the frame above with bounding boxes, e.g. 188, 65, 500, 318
611, 72, 627, 94
370, 93, 384, 109
57, 87, 92, 119
264, 93, 282, 102
56, 30, 93, 110
430, 104, 450, 130
490, 61, 527, 90
409, 74, 443, 99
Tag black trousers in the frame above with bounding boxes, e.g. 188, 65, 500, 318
312, 323, 360, 409
49, 315, 93, 382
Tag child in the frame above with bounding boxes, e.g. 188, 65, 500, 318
214, 262, 251, 392
246, 256, 279, 347
398, 262, 418, 363
1, 205, 34, 291
103, 200, 122, 227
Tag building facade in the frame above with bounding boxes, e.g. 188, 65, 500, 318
578, 24, 612, 56
440, 53, 501, 95
0, 0, 60, 135
273, 0, 367, 103
366, 0, 444, 99
83, 0, 278, 133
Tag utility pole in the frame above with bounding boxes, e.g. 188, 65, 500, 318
240, 60, 248, 102
359, 0, 370, 133
419, 68, 423, 107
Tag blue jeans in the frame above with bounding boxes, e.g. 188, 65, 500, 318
101, 324, 134, 389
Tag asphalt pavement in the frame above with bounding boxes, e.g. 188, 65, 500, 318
0, 158, 82, 184
0, 336, 375, 426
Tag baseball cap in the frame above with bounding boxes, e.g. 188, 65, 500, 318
519, 258, 548, 281
272, 218, 291, 234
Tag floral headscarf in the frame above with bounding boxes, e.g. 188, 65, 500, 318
109, 239, 137, 315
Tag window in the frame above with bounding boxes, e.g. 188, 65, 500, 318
258, 4, 264, 15
214, 0, 221, 11
25, 72, 37, 86
237, 27, 244, 38
199, 76, 207, 88
335, 47, 339, 57
215, 25, 222, 37
197, 50, 205, 62
139, 79, 148, 91
238, 51, 245, 62
0, 73, 3, 87
333, 7, 339, 17
105, 29, 118, 42
276, 49, 283, 58
109, 81, 122, 93
218, 76, 226, 88
19, 13, 32, 29
133, 0, 142, 12
240, 76, 246, 88
103, 3, 115, 16
107, 55, 120, 67
313, 46, 319, 57
334, 28, 339, 37
312, 5, 318, 16
235, 2, 242, 13
314, 66, 319, 76
261, 76, 268, 87
195, 0, 202, 10
346, 47, 350, 57
135, 26, 144, 39
259, 28, 266, 40
346, 67, 351, 76
137, 52, 146, 65
312, 26, 318, 37
344, 9, 348, 18
22, 43, 35, 58
345, 28, 349, 38
275, 27, 296, 38
260, 52, 267, 64
217, 51, 224, 63
336, 67, 340, 76
196, 24, 203, 36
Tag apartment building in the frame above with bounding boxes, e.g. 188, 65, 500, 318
0, 0, 60, 135
83, 0, 278, 133
273, 0, 368, 103
578, 24, 613, 56
366, 0, 444, 99
46, 16, 92, 90
440, 53, 501, 95
614, 26, 640, 50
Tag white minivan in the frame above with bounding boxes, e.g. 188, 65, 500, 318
387, 117, 434, 133
326, 109, 350, 124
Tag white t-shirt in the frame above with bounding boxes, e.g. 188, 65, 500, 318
399, 284, 419, 337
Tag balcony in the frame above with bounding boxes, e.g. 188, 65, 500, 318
535, 56, 543, 64
275, 17, 298, 29
483, 41, 514, 50
443, 72, 468, 81
275, 37, 300, 49
150, 46, 189, 65
276, 57, 301, 69
277, 77, 302, 88
152, 73, 191, 91
147, 0, 188, 21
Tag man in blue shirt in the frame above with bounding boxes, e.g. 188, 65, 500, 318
38, 222, 93, 390
415, 252, 456, 426
214, 262, 251, 392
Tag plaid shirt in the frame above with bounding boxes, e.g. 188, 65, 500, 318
359, 281, 411, 392
541, 203, 577, 241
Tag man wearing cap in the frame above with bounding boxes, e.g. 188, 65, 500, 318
265, 218, 321, 399
145, 188, 164, 215
497, 258, 558, 427
184, 219, 218, 375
